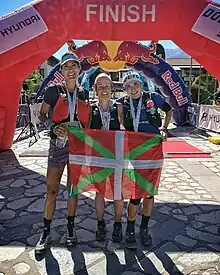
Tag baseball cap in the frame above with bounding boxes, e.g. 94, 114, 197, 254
122, 71, 143, 87
61, 53, 80, 66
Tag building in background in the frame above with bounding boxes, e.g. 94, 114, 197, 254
167, 58, 206, 87
108, 58, 207, 97
39, 56, 60, 78
110, 68, 130, 98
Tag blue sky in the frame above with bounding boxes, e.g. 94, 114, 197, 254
2, 0, 218, 59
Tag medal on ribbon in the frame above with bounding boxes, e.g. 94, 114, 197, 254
130, 95, 142, 132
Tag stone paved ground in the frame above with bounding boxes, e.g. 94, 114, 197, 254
0, 126, 220, 275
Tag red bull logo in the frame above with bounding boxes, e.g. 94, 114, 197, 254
161, 70, 188, 106
48, 71, 64, 86
68, 40, 111, 66
66, 40, 159, 71
114, 41, 159, 65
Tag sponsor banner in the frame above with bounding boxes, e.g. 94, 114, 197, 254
0, 5, 48, 54
29, 103, 42, 126
187, 104, 200, 127
199, 105, 220, 133
192, 4, 220, 44
161, 69, 188, 107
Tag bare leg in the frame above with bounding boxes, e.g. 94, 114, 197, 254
65, 165, 78, 247
35, 166, 64, 254
114, 200, 123, 222
124, 199, 141, 249
140, 197, 154, 246
112, 200, 124, 243
95, 193, 106, 241
142, 197, 154, 217
127, 200, 139, 221
67, 165, 78, 217
95, 193, 105, 221
44, 167, 64, 220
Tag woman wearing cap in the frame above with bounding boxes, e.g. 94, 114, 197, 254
35, 52, 89, 254
118, 71, 172, 249
89, 73, 124, 243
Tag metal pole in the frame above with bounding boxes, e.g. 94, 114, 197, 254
205, 70, 209, 91
189, 57, 193, 93
197, 65, 202, 104
213, 77, 217, 105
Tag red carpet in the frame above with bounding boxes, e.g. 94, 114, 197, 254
163, 140, 212, 158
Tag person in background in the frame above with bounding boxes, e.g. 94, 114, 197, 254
215, 83, 220, 105
117, 71, 172, 249
89, 73, 124, 243
35, 53, 89, 254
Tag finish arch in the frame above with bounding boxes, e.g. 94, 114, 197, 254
0, 0, 219, 150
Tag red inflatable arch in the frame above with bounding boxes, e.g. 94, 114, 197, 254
0, 0, 220, 151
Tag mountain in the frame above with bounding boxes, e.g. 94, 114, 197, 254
165, 48, 190, 58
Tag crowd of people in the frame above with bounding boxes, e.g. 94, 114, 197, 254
35, 52, 172, 254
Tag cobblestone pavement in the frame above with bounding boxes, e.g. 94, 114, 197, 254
0, 127, 220, 275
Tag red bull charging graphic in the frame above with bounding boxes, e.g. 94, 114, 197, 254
36, 40, 189, 126
114, 41, 159, 65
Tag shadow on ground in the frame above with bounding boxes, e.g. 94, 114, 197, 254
0, 150, 220, 275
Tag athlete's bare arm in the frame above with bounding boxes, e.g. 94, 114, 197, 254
160, 102, 172, 129
163, 109, 172, 129
86, 106, 93, 129
39, 102, 50, 122
117, 103, 124, 127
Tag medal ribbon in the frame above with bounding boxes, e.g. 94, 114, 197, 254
130, 95, 142, 132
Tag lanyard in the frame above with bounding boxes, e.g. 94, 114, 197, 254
61, 82, 78, 122
130, 95, 142, 132
67, 91, 77, 122
97, 102, 111, 130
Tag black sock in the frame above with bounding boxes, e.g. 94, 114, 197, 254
114, 222, 122, 227
126, 220, 135, 232
97, 220, 105, 227
67, 216, 75, 226
140, 215, 150, 229
43, 218, 52, 231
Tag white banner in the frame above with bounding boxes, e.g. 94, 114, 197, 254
30, 103, 42, 126
199, 105, 220, 133
0, 5, 48, 54
192, 4, 220, 44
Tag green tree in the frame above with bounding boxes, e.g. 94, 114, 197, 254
191, 73, 218, 105
23, 70, 43, 101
